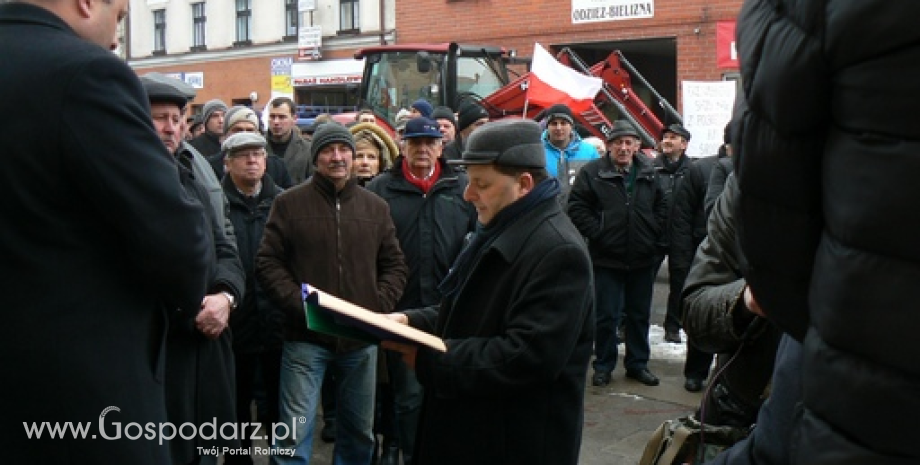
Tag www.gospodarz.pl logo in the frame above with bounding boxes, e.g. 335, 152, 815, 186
23, 406, 303, 445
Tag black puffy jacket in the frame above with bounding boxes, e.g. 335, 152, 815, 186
736, 1, 920, 462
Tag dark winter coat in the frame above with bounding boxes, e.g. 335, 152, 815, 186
704, 155, 732, 217
256, 174, 407, 350
441, 134, 464, 161
567, 153, 666, 270
366, 158, 476, 309
0, 4, 213, 463
669, 149, 727, 271
223, 174, 285, 353
266, 128, 313, 184
653, 152, 692, 251
735, 1, 920, 462
166, 155, 245, 464
189, 131, 223, 158
405, 195, 594, 465
682, 175, 781, 427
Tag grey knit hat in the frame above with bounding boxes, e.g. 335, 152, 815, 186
201, 99, 228, 129
449, 119, 544, 168
223, 106, 259, 133
310, 123, 355, 163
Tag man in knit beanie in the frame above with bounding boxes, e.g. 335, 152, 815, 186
189, 98, 228, 156
442, 98, 489, 161
409, 98, 434, 119
430, 105, 457, 144
257, 120, 407, 463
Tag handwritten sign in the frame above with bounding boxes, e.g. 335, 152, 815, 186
681, 80, 736, 157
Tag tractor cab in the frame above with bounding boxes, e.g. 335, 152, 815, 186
356, 43, 511, 129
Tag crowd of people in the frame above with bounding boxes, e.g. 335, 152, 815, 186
5, 1, 920, 465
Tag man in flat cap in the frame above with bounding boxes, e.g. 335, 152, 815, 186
220, 132, 287, 464
384, 119, 594, 465
142, 74, 246, 465
568, 119, 667, 388
205, 105, 293, 189
257, 123, 407, 464
1, 1, 212, 462
653, 123, 693, 345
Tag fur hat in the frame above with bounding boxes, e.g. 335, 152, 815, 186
449, 119, 544, 169
545, 103, 574, 125
311, 123, 355, 163
223, 106, 260, 134
607, 120, 640, 142
201, 99, 228, 128
411, 98, 434, 118
456, 99, 489, 133
349, 122, 398, 169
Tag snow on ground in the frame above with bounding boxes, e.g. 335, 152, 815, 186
630, 324, 687, 362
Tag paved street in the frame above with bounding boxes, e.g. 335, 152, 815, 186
248, 263, 697, 465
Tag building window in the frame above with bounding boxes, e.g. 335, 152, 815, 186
191, 2, 206, 51
235, 0, 252, 46
284, 0, 298, 41
339, 0, 359, 33
153, 9, 166, 55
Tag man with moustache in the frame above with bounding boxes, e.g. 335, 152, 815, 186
257, 123, 407, 464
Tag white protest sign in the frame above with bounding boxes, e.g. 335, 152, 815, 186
681, 80, 736, 157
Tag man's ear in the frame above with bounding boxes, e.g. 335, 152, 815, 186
518, 172, 535, 196
76, 0, 94, 19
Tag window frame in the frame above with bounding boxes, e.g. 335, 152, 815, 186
338, 0, 359, 34
284, 0, 299, 42
153, 9, 166, 55
234, 0, 253, 46
191, 2, 207, 51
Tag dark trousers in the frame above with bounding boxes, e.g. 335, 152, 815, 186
684, 343, 715, 380
593, 264, 658, 374
664, 262, 687, 333
225, 349, 282, 465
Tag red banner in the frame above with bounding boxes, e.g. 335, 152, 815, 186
716, 20, 738, 69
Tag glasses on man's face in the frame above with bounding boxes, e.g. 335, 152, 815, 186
228, 148, 266, 159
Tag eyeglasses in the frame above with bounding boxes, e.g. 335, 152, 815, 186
228, 148, 266, 159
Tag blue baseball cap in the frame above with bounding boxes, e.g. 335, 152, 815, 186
402, 117, 443, 139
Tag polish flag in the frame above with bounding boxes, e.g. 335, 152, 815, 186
527, 43, 603, 113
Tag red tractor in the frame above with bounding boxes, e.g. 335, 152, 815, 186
354, 42, 682, 148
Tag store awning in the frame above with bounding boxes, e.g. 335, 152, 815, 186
292, 58, 365, 87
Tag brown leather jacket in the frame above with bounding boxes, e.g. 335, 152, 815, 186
256, 173, 407, 351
